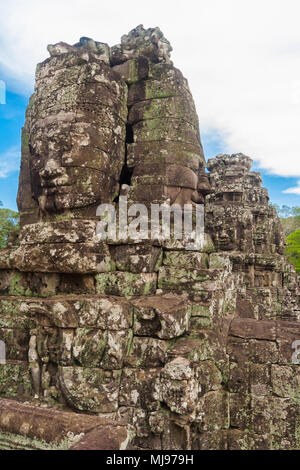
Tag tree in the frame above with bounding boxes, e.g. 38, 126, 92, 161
271, 204, 298, 219
0, 202, 19, 249
285, 229, 300, 273
292, 207, 300, 225
272, 204, 300, 236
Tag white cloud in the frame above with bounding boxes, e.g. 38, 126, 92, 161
283, 181, 300, 195
0, 0, 300, 178
0, 146, 20, 178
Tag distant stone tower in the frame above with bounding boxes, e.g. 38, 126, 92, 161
0, 26, 299, 450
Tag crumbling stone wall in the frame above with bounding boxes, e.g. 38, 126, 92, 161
0, 26, 300, 450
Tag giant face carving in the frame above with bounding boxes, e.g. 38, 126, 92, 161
28, 119, 123, 212
26, 41, 127, 214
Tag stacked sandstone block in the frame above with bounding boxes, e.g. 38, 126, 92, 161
205, 154, 300, 449
0, 26, 300, 450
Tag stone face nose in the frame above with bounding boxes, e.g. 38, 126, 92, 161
40, 159, 63, 178
219, 229, 230, 240
220, 228, 229, 236
39, 160, 68, 186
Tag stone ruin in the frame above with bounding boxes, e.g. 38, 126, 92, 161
0, 25, 300, 450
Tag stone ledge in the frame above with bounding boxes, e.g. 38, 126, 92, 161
0, 398, 134, 450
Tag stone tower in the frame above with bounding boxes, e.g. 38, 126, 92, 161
0, 26, 299, 450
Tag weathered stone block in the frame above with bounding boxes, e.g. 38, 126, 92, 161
227, 337, 250, 363
209, 253, 232, 270
127, 141, 204, 170
72, 328, 131, 369
229, 318, 276, 341
119, 368, 160, 411
229, 393, 251, 429
195, 360, 223, 395
228, 362, 249, 394
0, 329, 29, 361
161, 358, 199, 416
158, 266, 224, 294
276, 320, 300, 363
58, 366, 121, 412
58, 274, 95, 295
128, 66, 191, 104
0, 397, 134, 450
195, 430, 227, 450
12, 242, 115, 274
227, 429, 271, 450
163, 251, 208, 269
113, 57, 149, 84
0, 299, 35, 329
109, 243, 162, 273
249, 339, 279, 364
250, 395, 297, 438
128, 95, 198, 127
125, 337, 168, 368
22, 295, 133, 330
95, 272, 157, 297
132, 294, 190, 339
249, 363, 272, 396
0, 363, 32, 398
271, 365, 300, 399
19, 220, 97, 245
198, 391, 229, 432
0, 250, 13, 270
133, 119, 200, 147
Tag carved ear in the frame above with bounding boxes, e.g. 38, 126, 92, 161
166, 186, 181, 205
197, 174, 212, 195
191, 190, 204, 204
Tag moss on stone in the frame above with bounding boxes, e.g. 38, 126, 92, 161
0, 431, 74, 450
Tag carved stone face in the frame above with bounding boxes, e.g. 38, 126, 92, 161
131, 163, 211, 208
111, 25, 173, 65
214, 224, 237, 251
212, 211, 253, 251
25, 43, 127, 215
28, 109, 124, 212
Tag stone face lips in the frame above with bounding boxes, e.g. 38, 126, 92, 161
0, 26, 300, 451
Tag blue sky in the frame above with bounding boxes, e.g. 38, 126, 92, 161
0, 88, 30, 211
1, 0, 300, 212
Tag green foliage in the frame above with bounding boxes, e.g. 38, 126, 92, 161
271, 204, 300, 236
271, 204, 300, 272
271, 203, 300, 219
272, 203, 295, 218
0, 202, 19, 249
286, 229, 300, 273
